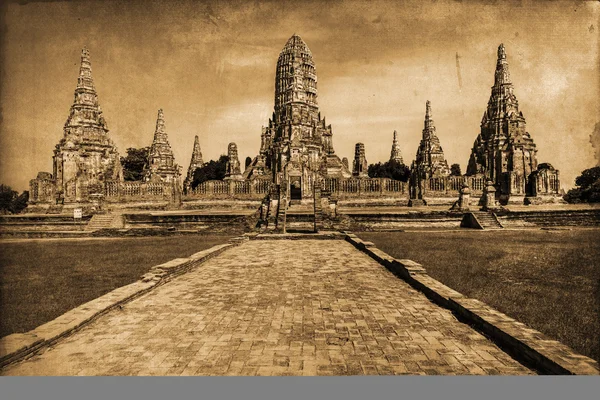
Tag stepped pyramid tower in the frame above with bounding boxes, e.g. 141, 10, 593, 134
144, 109, 180, 183
30, 47, 124, 205
412, 101, 450, 179
389, 130, 404, 164
184, 135, 204, 192
244, 34, 351, 198
466, 44, 559, 202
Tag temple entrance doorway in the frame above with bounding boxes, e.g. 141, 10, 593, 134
290, 178, 302, 201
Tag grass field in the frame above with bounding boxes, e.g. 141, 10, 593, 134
358, 228, 600, 363
0, 235, 231, 338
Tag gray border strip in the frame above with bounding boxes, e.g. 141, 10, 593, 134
343, 231, 600, 375
0, 237, 246, 370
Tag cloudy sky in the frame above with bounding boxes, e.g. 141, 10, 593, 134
0, 0, 598, 191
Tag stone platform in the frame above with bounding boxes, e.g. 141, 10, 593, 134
1, 238, 539, 376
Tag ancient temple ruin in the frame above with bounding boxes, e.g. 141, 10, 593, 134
224, 143, 243, 181
353, 143, 369, 178
144, 109, 180, 183
183, 135, 204, 193
412, 101, 450, 180
466, 44, 560, 204
29, 47, 124, 208
244, 34, 351, 199
389, 131, 404, 164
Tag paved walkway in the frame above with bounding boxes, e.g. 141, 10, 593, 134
1, 240, 533, 376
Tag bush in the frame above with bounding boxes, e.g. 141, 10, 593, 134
120, 147, 150, 181
450, 163, 462, 176
564, 166, 600, 203
0, 185, 29, 214
367, 160, 411, 182
191, 155, 228, 188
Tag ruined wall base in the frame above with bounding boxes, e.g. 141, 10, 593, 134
524, 195, 567, 205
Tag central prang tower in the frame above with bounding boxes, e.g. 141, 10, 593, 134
244, 34, 350, 199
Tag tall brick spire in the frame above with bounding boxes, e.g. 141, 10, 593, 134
414, 101, 449, 177
145, 109, 180, 183
389, 130, 403, 164
64, 47, 107, 132
184, 135, 204, 191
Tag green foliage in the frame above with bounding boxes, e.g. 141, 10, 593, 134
564, 166, 600, 203
191, 155, 228, 188
450, 163, 462, 176
367, 160, 411, 182
120, 147, 149, 181
0, 185, 29, 214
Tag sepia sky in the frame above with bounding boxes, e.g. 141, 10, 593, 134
0, 0, 598, 191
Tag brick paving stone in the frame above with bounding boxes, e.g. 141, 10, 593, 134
1, 240, 534, 376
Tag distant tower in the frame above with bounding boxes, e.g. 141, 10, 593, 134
184, 135, 204, 192
413, 100, 450, 179
224, 142, 243, 181
342, 157, 349, 171
144, 109, 180, 183
352, 143, 368, 178
389, 130, 403, 164
46, 47, 123, 204
466, 43, 559, 202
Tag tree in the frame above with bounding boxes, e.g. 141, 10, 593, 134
191, 155, 229, 188
564, 166, 600, 203
120, 147, 149, 181
367, 160, 411, 182
245, 156, 252, 170
0, 185, 29, 214
450, 163, 462, 176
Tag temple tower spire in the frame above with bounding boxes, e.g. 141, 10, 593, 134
466, 43, 560, 203
144, 109, 180, 183
413, 100, 450, 178
389, 130, 403, 164
183, 135, 204, 192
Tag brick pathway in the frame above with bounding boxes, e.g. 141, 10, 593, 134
1, 240, 533, 376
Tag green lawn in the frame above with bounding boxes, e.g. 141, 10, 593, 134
358, 229, 600, 363
0, 235, 231, 338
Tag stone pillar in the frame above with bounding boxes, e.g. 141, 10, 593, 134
481, 179, 498, 211
458, 182, 470, 211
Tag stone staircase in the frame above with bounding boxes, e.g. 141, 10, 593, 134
470, 211, 504, 230
85, 213, 124, 231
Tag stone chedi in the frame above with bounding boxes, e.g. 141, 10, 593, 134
244, 34, 351, 197
29, 47, 123, 206
224, 142, 243, 181
352, 143, 369, 178
412, 101, 450, 180
389, 130, 403, 164
144, 109, 180, 183
466, 44, 559, 203
184, 135, 204, 192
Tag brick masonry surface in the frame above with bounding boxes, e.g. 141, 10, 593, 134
1, 240, 534, 376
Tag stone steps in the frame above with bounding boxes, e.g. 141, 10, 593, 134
85, 213, 123, 231
471, 211, 503, 229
